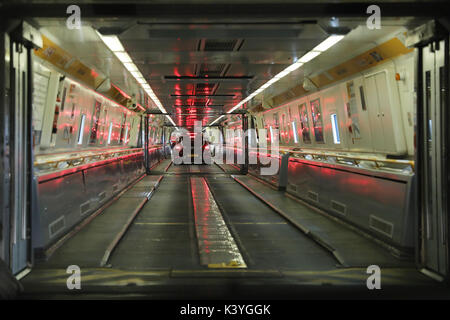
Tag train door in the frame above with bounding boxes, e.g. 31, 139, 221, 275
419, 36, 448, 277
6, 23, 42, 274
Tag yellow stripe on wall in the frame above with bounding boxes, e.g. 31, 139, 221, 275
34, 34, 134, 110
270, 37, 414, 107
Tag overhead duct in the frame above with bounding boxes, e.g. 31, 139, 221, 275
303, 77, 318, 92
262, 99, 274, 110
96, 77, 111, 93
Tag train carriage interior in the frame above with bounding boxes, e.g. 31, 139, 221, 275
1, 0, 450, 300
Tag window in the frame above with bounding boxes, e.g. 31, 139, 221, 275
100, 110, 107, 145
119, 114, 127, 143
272, 113, 280, 141
52, 106, 60, 134
281, 113, 290, 143
60, 87, 67, 111
89, 100, 102, 144
331, 114, 340, 144
359, 86, 367, 111
309, 98, 324, 143
124, 125, 129, 144
77, 114, 86, 145
107, 122, 113, 144
292, 121, 299, 143
299, 103, 311, 143
269, 126, 275, 142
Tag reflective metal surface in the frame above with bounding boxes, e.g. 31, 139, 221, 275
286, 158, 415, 250
190, 177, 246, 268
34, 148, 167, 252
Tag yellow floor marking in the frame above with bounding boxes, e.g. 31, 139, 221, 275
208, 261, 247, 269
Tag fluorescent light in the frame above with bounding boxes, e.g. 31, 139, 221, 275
124, 62, 139, 72
313, 35, 345, 52
292, 121, 298, 143
274, 70, 290, 79
130, 71, 143, 78
166, 115, 176, 126
331, 113, 341, 144
299, 51, 321, 63
208, 34, 345, 126
98, 34, 124, 52
114, 51, 132, 63
77, 114, 86, 144
285, 62, 303, 73
210, 115, 224, 126
107, 122, 113, 144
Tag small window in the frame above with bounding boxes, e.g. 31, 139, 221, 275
119, 114, 127, 143
124, 125, 129, 144
331, 114, 340, 144
359, 86, 367, 111
52, 106, 60, 134
309, 98, 324, 143
272, 113, 280, 141
89, 100, 102, 145
281, 113, 290, 142
292, 121, 299, 143
60, 87, 67, 111
273, 113, 278, 126
107, 122, 113, 144
269, 126, 275, 142
299, 103, 311, 143
77, 114, 86, 145
100, 110, 107, 145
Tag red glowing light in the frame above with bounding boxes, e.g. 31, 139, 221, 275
90, 69, 99, 78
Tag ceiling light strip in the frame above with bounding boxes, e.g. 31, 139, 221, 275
97, 32, 177, 126
210, 35, 344, 125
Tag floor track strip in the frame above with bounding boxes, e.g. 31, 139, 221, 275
232, 175, 347, 267
190, 177, 247, 269
100, 175, 164, 267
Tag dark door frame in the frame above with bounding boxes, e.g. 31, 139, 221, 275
414, 20, 450, 281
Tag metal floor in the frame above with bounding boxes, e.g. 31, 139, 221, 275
20, 161, 444, 299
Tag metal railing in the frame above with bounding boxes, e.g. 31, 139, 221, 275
34, 146, 162, 172
238, 145, 415, 172
279, 147, 415, 171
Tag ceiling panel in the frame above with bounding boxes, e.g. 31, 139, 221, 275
33, 12, 425, 129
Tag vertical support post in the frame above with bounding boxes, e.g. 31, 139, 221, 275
161, 126, 167, 158
144, 114, 150, 174
25, 45, 35, 265
240, 113, 248, 175
415, 44, 424, 268
0, 31, 11, 265
444, 36, 450, 279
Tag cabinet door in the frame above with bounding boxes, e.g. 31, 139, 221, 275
373, 71, 397, 153
364, 71, 397, 153
364, 74, 385, 152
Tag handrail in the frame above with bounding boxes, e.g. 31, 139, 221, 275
281, 148, 414, 171
34, 145, 164, 170
231, 145, 415, 172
